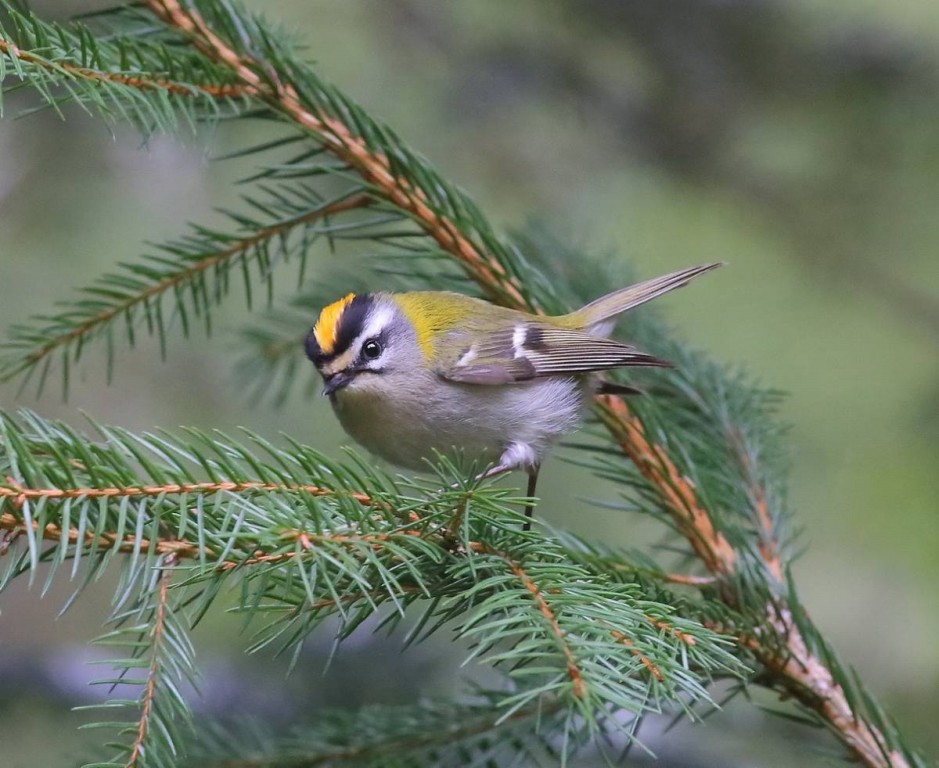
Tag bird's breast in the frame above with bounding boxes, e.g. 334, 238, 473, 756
330, 374, 590, 471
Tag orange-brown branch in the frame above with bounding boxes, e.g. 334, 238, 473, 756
0, 502, 431, 576
645, 615, 697, 646
0, 476, 401, 572
0, 38, 251, 99
504, 557, 586, 698
759, 609, 908, 768
0, 477, 375, 507
44, 5, 912, 766
143, 0, 529, 311
127, 553, 177, 768
660, 572, 718, 588
593, 397, 910, 768
732, 431, 785, 583
595, 395, 737, 576
610, 629, 664, 682
1, 507, 201, 559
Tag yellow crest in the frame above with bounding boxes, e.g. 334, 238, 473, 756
313, 293, 356, 354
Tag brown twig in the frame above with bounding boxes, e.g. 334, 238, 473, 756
17, 4, 912, 765
594, 402, 910, 767
0, 472, 592, 705
595, 395, 737, 576
0, 477, 375, 507
646, 615, 697, 647
610, 629, 664, 682
0, 38, 252, 99
143, 0, 529, 310
0, 503, 424, 573
126, 552, 177, 768
660, 572, 718, 587
0, 477, 397, 571
596, 395, 911, 767
730, 428, 785, 583
502, 556, 586, 698
758, 608, 908, 768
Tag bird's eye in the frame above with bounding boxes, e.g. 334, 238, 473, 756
362, 338, 383, 360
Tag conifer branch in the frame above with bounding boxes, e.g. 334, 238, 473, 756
131, 12, 910, 752
598, 399, 913, 768
77, 548, 198, 768
127, 553, 177, 768
195, 696, 569, 768
759, 609, 910, 768
0, 408, 737, 758
0, 192, 371, 385
0, 471, 442, 576
502, 555, 586, 698
0, 3, 249, 129
595, 395, 738, 577
590, 384, 910, 768
1, 3, 928, 766
0, 37, 250, 99
142, 0, 529, 310
119, 3, 917, 758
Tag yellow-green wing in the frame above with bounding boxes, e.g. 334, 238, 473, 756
437, 323, 670, 385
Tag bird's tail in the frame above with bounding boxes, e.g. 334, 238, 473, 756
565, 262, 722, 336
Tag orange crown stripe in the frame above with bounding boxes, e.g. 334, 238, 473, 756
314, 293, 356, 354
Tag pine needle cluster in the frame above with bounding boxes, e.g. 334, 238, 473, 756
0, 2, 931, 767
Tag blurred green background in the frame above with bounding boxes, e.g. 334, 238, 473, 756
1, 1, 937, 766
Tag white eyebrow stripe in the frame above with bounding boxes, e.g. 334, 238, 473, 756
348, 302, 396, 358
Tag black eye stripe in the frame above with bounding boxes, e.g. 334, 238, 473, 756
332, 294, 373, 357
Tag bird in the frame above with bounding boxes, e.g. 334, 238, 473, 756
304, 263, 720, 525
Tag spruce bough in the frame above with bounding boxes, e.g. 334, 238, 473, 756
0, 2, 930, 767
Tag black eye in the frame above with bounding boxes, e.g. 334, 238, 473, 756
362, 338, 383, 360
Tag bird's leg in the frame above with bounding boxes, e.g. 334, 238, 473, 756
452, 445, 540, 531
523, 465, 540, 531
471, 462, 539, 530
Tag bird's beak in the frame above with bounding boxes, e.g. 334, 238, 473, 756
322, 370, 355, 397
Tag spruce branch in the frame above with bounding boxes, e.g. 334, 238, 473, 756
126, 554, 183, 768
0, 190, 373, 391
77, 551, 197, 768
0, 476, 377, 568
141, 0, 530, 310
0, 36, 249, 100
0, 408, 739, 765
0, 2, 930, 766
190, 694, 571, 768
110, 5, 923, 762
501, 554, 586, 698
0, 3, 251, 125
596, 395, 738, 577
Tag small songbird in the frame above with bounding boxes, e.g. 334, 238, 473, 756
305, 264, 720, 521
